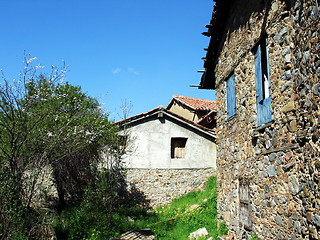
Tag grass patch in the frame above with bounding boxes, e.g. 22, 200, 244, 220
131, 176, 228, 239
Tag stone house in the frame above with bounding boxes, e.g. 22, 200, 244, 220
116, 96, 217, 206
198, 0, 319, 239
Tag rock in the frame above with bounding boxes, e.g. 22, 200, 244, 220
302, 51, 311, 64
264, 184, 270, 192
267, 165, 276, 177
282, 101, 296, 112
269, 153, 277, 162
289, 175, 300, 195
275, 156, 283, 165
281, 81, 293, 92
314, 160, 320, 171
279, 196, 287, 204
281, 46, 290, 56
271, 2, 278, 11
311, 4, 319, 20
307, 211, 313, 223
187, 204, 200, 211
284, 70, 292, 79
262, 200, 267, 207
255, 146, 261, 155
309, 226, 319, 239
313, 83, 320, 95
265, 140, 271, 149
272, 137, 278, 147
294, 221, 301, 233
290, 233, 297, 240
232, 190, 237, 198
249, 115, 257, 123
288, 119, 298, 132
275, 27, 288, 42
285, 54, 291, 63
117, 229, 154, 240
276, 215, 285, 226
283, 162, 295, 172
189, 227, 209, 239
313, 214, 320, 227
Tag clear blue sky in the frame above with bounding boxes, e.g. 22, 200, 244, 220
0, 0, 215, 121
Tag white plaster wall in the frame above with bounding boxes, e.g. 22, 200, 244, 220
121, 117, 216, 169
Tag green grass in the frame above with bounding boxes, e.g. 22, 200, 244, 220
128, 176, 228, 240
54, 176, 228, 240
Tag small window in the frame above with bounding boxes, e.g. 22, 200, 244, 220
254, 37, 272, 126
239, 179, 251, 230
226, 74, 236, 119
171, 137, 187, 158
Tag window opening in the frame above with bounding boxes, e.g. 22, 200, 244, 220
171, 137, 187, 158
226, 74, 236, 119
260, 40, 270, 99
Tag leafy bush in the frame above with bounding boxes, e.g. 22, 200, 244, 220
53, 169, 139, 240
0, 56, 120, 239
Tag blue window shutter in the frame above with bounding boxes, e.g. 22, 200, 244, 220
255, 39, 272, 126
226, 75, 236, 118
255, 45, 263, 103
259, 96, 272, 125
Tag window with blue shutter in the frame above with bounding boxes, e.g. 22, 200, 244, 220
226, 74, 236, 119
254, 37, 272, 126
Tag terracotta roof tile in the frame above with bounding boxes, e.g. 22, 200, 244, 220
172, 95, 217, 111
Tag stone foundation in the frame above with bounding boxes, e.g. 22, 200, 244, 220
125, 168, 215, 207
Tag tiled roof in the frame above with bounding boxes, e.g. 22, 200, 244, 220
171, 95, 217, 111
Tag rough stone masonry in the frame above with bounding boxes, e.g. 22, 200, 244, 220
201, 0, 319, 239
126, 168, 213, 207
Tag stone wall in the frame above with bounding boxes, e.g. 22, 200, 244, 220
125, 168, 215, 207
210, 0, 319, 239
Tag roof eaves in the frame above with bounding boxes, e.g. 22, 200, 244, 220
117, 107, 216, 139
165, 110, 216, 138
199, 0, 234, 90
116, 106, 164, 126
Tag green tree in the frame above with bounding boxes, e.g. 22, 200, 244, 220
25, 76, 118, 209
0, 55, 121, 239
